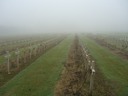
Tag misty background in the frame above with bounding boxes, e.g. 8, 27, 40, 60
0, 0, 128, 36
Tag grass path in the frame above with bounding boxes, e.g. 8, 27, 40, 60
0, 36, 73, 96
81, 36, 128, 96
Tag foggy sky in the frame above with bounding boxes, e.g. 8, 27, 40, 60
0, 0, 128, 34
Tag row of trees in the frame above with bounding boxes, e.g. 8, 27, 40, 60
55, 36, 96, 96
0, 36, 66, 74
90, 33, 128, 53
0, 36, 52, 55
80, 41, 95, 96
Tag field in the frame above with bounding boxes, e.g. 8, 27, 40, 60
0, 34, 128, 96
81, 35, 128, 96
0, 34, 66, 87
0, 36, 72, 96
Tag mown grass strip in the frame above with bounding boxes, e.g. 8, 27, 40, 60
0, 36, 73, 96
81, 36, 128, 96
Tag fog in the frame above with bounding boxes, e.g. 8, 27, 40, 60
0, 0, 128, 36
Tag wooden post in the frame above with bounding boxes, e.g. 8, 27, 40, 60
15, 48, 20, 69
86, 60, 91, 82
23, 50, 26, 63
5, 51, 11, 74
34, 46, 37, 56
39, 44, 41, 53
89, 60, 95, 96
29, 46, 32, 59
88, 60, 91, 70
86, 54, 90, 62
44, 43, 46, 52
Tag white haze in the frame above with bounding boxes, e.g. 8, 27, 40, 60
0, 0, 128, 36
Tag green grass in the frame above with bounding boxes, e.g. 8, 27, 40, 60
0, 37, 73, 96
81, 36, 128, 96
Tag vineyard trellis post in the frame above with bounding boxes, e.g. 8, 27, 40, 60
29, 45, 32, 59
23, 49, 26, 63
4, 51, 11, 74
15, 48, 20, 69
44, 42, 46, 52
89, 60, 95, 96
34, 45, 37, 56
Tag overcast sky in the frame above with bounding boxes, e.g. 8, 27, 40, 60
0, 0, 128, 34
